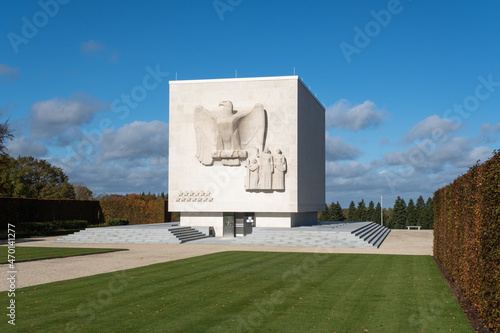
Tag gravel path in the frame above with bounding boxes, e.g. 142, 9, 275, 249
0, 230, 433, 291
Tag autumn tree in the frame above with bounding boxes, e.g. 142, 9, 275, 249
73, 183, 94, 200
0, 156, 75, 199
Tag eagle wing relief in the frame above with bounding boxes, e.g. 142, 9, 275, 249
194, 106, 217, 165
238, 103, 267, 157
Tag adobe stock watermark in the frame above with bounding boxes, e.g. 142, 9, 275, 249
340, 0, 406, 64
62, 64, 168, 171
383, 74, 499, 194
65, 271, 128, 332
7, 0, 71, 54
213, 0, 242, 21
236, 251, 329, 332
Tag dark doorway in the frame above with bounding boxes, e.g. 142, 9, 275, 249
235, 212, 254, 236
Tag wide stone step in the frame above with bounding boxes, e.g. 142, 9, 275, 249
54, 224, 209, 244
190, 222, 389, 248
350, 222, 391, 248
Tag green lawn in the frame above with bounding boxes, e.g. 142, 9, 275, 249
1, 252, 472, 332
0, 246, 126, 263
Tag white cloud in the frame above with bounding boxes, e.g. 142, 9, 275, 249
458, 146, 493, 167
6, 136, 48, 157
100, 121, 168, 161
404, 115, 460, 143
384, 136, 492, 172
326, 160, 372, 178
30, 93, 108, 139
52, 159, 168, 195
325, 133, 361, 161
0, 64, 19, 83
479, 122, 500, 143
326, 99, 385, 130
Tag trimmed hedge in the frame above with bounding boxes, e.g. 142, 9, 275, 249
433, 149, 500, 331
17, 220, 88, 234
106, 218, 129, 226
1, 196, 171, 231
100, 194, 168, 225
0, 197, 103, 229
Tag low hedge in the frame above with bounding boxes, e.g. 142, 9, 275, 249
17, 220, 88, 234
106, 218, 129, 226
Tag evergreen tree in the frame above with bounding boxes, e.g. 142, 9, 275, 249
392, 196, 407, 229
407, 198, 417, 226
424, 197, 434, 229
347, 201, 357, 221
415, 195, 426, 226
356, 199, 366, 221
375, 202, 382, 224
320, 203, 330, 221
331, 201, 345, 221
366, 200, 376, 222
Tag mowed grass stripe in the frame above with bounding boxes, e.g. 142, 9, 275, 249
0, 246, 126, 263
1, 252, 473, 332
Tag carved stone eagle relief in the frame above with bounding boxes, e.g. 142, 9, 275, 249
194, 101, 266, 166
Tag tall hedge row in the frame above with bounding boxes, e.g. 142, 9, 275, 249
1, 196, 171, 230
0, 197, 104, 229
99, 194, 169, 225
434, 150, 500, 331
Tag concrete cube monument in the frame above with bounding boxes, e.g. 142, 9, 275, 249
168, 76, 325, 237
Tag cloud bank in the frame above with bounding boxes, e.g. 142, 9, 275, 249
326, 99, 385, 130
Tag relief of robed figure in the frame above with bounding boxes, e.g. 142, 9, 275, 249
272, 149, 286, 190
258, 148, 274, 190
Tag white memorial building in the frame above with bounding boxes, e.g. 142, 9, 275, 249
168, 76, 325, 237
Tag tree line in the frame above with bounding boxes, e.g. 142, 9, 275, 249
320, 196, 434, 229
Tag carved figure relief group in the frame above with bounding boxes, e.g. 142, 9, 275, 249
245, 148, 286, 191
194, 101, 287, 192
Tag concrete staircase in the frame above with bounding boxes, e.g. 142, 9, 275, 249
190, 222, 391, 248
168, 227, 210, 243
53, 222, 390, 248
351, 222, 390, 248
53, 224, 209, 244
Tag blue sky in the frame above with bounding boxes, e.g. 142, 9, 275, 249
2, 0, 500, 207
